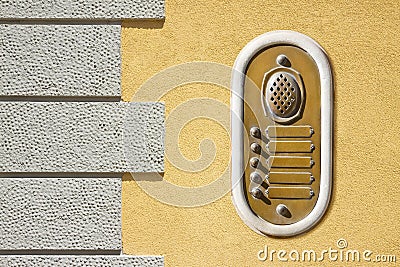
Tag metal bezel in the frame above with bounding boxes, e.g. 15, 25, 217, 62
231, 30, 333, 236
261, 67, 305, 124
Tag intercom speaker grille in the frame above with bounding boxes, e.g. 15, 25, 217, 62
266, 72, 301, 118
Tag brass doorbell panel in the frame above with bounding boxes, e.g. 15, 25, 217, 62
245, 45, 321, 225
231, 31, 333, 236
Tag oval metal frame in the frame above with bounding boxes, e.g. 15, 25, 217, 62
231, 30, 333, 237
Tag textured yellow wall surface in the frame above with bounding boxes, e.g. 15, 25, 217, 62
121, 0, 399, 266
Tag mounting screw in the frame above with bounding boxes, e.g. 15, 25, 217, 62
310, 144, 315, 151
276, 204, 291, 218
276, 54, 291, 67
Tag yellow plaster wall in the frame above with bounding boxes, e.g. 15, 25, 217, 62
121, 0, 400, 266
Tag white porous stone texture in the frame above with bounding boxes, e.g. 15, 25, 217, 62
0, 102, 164, 173
0, 24, 121, 97
0, 256, 164, 267
0, 178, 121, 250
124, 102, 165, 173
0, 0, 165, 19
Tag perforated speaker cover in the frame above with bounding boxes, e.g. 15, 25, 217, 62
265, 71, 301, 118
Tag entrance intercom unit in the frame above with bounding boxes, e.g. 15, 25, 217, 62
231, 31, 333, 236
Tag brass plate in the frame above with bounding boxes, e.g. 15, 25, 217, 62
267, 187, 314, 199
267, 140, 313, 153
266, 125, 313, 138
267, 156, 314, 168
267, 172, 314, 184
244, 45, 321, 225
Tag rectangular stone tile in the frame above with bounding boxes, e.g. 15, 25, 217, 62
123, 101, 165, 173
0, 256, 164, 267
0, 0, 164, 19
0, 102, 164, 173
0, 24, 121, 97
0, 178, 121, 250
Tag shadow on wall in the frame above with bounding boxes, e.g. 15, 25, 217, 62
122, 20, 164, 29
125, 172, 164, 182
